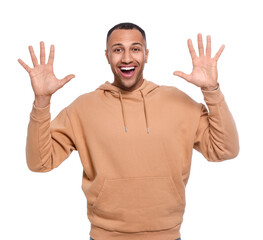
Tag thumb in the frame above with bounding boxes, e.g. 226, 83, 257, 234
173, 71, 191, 82
59, 74, 75, 87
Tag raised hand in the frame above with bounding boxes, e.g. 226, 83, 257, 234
173, 33, 225, 91
18, 41, 75, 106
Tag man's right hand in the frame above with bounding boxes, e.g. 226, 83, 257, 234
18, 41, 75, 107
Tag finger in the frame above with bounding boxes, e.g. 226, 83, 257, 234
206, 35, 211, 57
18, 58, 31, 73
187, 39, 197, 60
173, 71, 191, 82
48, 44, 55, 65
40, 41, 46, 64
197, 33, 204, 56
28, 45, 39, 67
59, 74, 75, 87
213, 44, 225, 62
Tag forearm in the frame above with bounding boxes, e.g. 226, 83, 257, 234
194, 84, 239, 161
26, 103, 52, 172
26, 102, 76, 172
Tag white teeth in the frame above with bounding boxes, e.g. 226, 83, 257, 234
120, 67, 135, 70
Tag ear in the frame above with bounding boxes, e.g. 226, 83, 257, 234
105, 50, 110, 64
145, 49, 149, 63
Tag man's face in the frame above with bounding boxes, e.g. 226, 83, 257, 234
105, 29, 149, 91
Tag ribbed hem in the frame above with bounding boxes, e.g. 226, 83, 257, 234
201, 83, 224, 104
30, 101, 51, 120
89, 223, 181, 240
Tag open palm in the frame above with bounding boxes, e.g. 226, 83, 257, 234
18, 41, 75, 97
173, 34, 225, 90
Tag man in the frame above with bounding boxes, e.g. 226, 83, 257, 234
18, 22, 239, 240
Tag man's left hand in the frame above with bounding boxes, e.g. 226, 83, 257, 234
173, 33, 225, 91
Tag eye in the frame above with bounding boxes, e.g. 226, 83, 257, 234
114, 48, 122, 53
132, 47, 140, 52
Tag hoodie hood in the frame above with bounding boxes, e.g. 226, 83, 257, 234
96, 79, 160, 134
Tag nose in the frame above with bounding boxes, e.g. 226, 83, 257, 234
121, 50, 132, 63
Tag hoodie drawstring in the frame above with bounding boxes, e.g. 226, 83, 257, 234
140, 90, 149, 134
118, 90, 149, 134
118, 90, 128, 133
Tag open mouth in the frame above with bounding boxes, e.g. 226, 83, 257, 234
118, 66, 136, 78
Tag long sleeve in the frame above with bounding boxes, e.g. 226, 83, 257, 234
193, 83, 239, 161
26, 101, 77, 172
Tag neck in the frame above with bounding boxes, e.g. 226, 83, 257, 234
112, 77, 144, 92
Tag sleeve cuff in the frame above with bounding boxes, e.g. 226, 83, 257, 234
201, 83, 224, 104
30, 101, 51, 120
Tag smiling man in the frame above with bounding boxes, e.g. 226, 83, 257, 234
105, 26, 149, 91
19, 22, 239, 240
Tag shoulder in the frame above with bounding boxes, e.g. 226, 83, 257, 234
157, 84, 204, 121
66, 90, 98, 113
158, 84, 200, 109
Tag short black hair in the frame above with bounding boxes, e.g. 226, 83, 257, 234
106, 22, 147, 48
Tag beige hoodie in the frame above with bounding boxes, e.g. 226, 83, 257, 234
26, 79, 239, 240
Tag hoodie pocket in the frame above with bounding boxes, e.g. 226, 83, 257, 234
90, 176, 184, 232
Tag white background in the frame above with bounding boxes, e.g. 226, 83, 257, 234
0, 0, 262, 239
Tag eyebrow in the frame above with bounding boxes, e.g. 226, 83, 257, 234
111, 42, 143, 48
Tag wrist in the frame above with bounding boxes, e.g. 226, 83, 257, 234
201, 83, 219, 91
34, 95, 51, 108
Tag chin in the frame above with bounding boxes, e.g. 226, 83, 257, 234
119, 78, 137, 88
